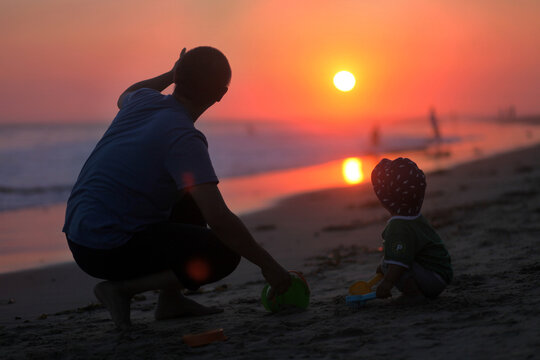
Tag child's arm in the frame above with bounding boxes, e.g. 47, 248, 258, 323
376, 264, 407, 298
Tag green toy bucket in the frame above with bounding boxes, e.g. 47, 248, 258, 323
261, 271, 310, 312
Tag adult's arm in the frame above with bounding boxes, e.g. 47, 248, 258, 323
117, 48, 186, 109
188, 183, 292, 295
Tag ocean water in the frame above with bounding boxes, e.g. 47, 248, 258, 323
1, 116, 540, 274
0, 118, 447, 212
2, 116, 540, 213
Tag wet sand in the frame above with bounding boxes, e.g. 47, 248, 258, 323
1, 144, 540, 359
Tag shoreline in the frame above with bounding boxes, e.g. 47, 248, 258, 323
1, 143, 539, 358
2, 143, 539, 301
1, 137, 540, 276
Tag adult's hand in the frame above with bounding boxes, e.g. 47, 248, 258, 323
189, 183, 292, 296
262, 263, 292, 299
172, 48, 186, 75
117, 48, 186, 109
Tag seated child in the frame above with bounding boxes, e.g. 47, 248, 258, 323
371, 157, 452, 303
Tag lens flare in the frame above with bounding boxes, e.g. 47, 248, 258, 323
186, 258, 211, 282
342, 157, 363, 184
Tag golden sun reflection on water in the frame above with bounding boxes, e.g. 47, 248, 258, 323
342, 157, 364, 184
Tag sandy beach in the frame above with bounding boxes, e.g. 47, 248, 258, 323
1, 143, 540, 359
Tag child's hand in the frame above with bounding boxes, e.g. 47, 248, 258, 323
376, 280, 393, 298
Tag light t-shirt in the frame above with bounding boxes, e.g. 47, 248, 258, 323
63, 89, 218, 249
382, 215, 453, 284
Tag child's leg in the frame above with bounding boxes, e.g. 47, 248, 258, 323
396, 263, 447, 298
400, 276, 422, 296
378, 260, 422, 299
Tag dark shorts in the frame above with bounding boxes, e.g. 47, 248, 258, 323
67, 193, 240, 290
382, 260, 448, 298
395, 262, 447, 298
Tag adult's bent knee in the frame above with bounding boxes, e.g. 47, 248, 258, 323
221, 246, 241, 277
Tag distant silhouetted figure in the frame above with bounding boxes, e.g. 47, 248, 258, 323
429, 108, 441, 142
370, 124, 380, 149
498, 105, 517, 122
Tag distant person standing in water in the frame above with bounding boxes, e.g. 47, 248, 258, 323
429, 108, 441, 142
63, 47, 291, 329
369, 124, 380, 154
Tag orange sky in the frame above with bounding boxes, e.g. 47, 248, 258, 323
1, 0, 539, 125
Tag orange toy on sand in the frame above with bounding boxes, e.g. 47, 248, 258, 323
182, 329, 227, 347
348, 273, 384, 295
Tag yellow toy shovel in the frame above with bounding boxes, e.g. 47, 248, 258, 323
348, 272, 384, 295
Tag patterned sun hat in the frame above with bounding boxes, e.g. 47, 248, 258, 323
371, 157, 426, 216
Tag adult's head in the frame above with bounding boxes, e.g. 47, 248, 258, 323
173, 46, 231, 107
371, 157, 426, 216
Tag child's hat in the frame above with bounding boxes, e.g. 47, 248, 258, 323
371, 157, 426, 216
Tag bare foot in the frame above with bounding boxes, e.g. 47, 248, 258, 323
155, 289, 223, 321
94, 281, 132, 330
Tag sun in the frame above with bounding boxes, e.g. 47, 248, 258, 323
333, 71, 356, 92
